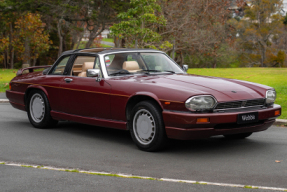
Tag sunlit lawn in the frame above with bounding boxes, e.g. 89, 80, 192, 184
188, 68, 287, 119
0, 69, 17, 92
0, 68, 286, 119
102, 38, 114, 43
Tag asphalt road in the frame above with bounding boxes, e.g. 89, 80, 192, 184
0, 92, 6, 99
101, 41, 115, 47
1, 103, 287, 191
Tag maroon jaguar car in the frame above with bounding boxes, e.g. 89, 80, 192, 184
6, 48, 281, 151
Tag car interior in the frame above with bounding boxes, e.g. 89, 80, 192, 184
105, 53, 147, 75
71, 56, 96, 77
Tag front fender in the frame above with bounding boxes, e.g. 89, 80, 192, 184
129, 91, 163, 109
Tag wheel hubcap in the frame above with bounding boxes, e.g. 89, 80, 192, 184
30, 93, 45, 123
133, 109, 156, 145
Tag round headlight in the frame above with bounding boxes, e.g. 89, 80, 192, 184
185, 95, 216, 111
266, 90, 276, 105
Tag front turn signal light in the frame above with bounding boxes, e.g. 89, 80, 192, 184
275, 110, 280, 116
197, 118, 210, 123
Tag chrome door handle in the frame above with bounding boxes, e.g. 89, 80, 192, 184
64, 78, 73, 83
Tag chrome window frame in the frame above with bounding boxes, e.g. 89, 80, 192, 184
98, 50, 185, 79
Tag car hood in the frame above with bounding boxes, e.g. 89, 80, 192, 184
121, 74, 271, 102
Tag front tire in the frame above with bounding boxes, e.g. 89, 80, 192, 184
129, 101, 167, 152
224, 132, 253, 139
27, 90, 58, 129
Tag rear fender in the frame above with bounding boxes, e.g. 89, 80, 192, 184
25, 85, 50, 106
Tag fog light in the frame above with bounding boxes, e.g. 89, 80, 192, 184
197, 118, 210, 123
275, 110, 280, 116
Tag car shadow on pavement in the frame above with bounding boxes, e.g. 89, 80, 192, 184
8, 120, 271, 155
52, 121, 270, 154
54, 121, 134, 145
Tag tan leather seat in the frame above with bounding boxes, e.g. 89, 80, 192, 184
78, 62, 94, 77
123, 61, 140, 72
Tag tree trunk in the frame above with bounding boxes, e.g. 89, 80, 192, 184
260, 46, 266, 67
75, 33, 83, 49
11, 48, 14, 68
172, 39, 175, 60
85, 25, 105, 48
114, 36, 120, 48
9, 23, 14, 69
213, 57, 217, 68
3, 52, 7, 69
33, 57, 37, 66
180, 51, 184, 66
71, 33, 77, 50
57, 20, 63, 57
63, 35, 66, 51
24, 37, 30, 65
85, 27, 100, 48
121, 38, 126, 48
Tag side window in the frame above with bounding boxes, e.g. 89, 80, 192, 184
50, 56, 71, 75
94, 57, 100, 69
71, 56, 99, 77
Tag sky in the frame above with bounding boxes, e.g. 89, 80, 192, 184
284, 0, 287, 12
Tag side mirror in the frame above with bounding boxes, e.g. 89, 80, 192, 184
182, 65, 188, 72
87, 69, 101, 81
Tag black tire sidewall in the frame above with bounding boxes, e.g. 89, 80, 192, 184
27, 90, 56, 128
129, 101, 167, 151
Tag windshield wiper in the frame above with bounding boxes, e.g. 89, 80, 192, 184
139, 70, 175, 74
109, 69, 131, 76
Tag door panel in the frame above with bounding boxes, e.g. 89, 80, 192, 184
58, 76, 111, 119
40, 76, 65, 112
41, 55, 72, 112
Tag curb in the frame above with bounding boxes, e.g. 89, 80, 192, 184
0, 99, 9, 103
273, 119, 287, 127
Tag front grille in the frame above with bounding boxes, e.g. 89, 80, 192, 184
215, 98, 265, 110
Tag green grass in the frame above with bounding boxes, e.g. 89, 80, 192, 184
0, 69, 17, 92
101, 44, 113, 48
1, 67, 285, 119
102, 38, 114, 43
188, 68, 287, 119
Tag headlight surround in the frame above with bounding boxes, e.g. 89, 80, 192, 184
185, 95, 217, 111
266, 90, 276, 105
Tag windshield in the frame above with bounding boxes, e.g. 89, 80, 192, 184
104, 52, 183, 76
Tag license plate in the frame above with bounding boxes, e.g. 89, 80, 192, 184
237, 112, 259, 124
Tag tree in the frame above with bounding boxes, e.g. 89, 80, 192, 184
14, 12, 52, 66
236, 0, 284, 67
159, 0, 234, 67
110, 0, 168, 49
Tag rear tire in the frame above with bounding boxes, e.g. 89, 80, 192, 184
224, 132, 253, 139
129, 101, 167, 152
27, 90, 58, 129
